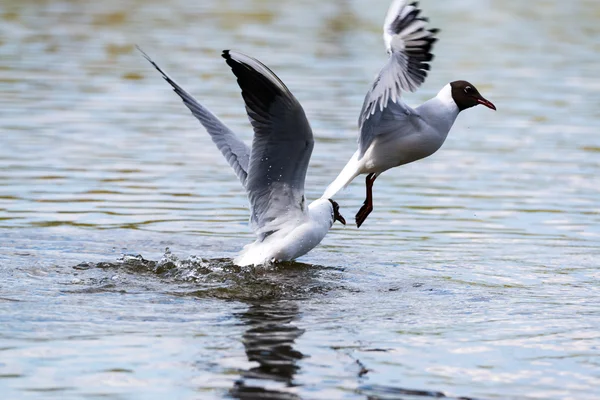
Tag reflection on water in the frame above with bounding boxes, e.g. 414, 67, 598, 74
1, 0, 600, 398
231, 301, 304, 399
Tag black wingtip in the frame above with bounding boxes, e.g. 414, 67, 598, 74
135, 45, 151, 61
222, 49, 241, 72
221, 50, 284, 114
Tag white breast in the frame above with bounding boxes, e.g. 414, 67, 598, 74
233, 199, 334, 266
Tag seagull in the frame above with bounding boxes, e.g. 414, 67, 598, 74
138, 48, 346, 266
322, 0, 496, 228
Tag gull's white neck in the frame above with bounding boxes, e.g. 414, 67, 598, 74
308, 198, 335, 229
435, 83, 459, 114
416, 83, 460, 141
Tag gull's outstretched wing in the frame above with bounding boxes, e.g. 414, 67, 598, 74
222, 50, 313, 239
358, 0, 439, 157
138, 47, 250, 186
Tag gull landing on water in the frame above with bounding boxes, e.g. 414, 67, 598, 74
322, 0, 496, 228
138, 47, 346, 266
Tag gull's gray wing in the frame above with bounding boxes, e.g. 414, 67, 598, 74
222, 50, 313, 238
138, 47, 250, 186
358, 0, 438, 158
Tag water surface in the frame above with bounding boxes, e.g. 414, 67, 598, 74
1, 0, 599, 398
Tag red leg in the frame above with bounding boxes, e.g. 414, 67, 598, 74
355, 173, 377, 228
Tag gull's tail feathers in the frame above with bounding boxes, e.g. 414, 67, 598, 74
322, 151, 361, 199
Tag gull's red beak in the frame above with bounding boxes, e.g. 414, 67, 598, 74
477, 96, 496, 111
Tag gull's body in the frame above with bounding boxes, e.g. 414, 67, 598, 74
235, 198, 338, 266
332, 85, 458, 181
323, 0, 496, 227
139, 49, 345, 266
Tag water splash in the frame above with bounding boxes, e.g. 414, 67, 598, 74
70, 248, 344, 301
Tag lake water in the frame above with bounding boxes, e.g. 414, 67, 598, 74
1, 0, 599, 398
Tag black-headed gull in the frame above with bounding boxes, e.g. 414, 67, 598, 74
138, 48, 346, 266
323, 0, 496, 227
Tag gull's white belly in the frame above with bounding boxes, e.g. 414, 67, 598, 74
361, 130, 444, 174
233, 219, 331, 267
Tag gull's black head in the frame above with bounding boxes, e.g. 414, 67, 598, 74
450, 80, 496, 112
328, 199, 346, 225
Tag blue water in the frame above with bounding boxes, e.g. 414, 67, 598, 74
1, 0, 599, 398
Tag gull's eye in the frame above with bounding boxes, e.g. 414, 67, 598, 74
464, 86, 473, 94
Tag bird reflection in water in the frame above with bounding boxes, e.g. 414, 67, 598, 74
230, 301, 304, 400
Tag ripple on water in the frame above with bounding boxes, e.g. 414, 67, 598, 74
1, 0, 600, 398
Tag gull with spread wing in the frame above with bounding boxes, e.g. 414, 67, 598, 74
139, 48, 346, 266
323, 0, 496, 227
